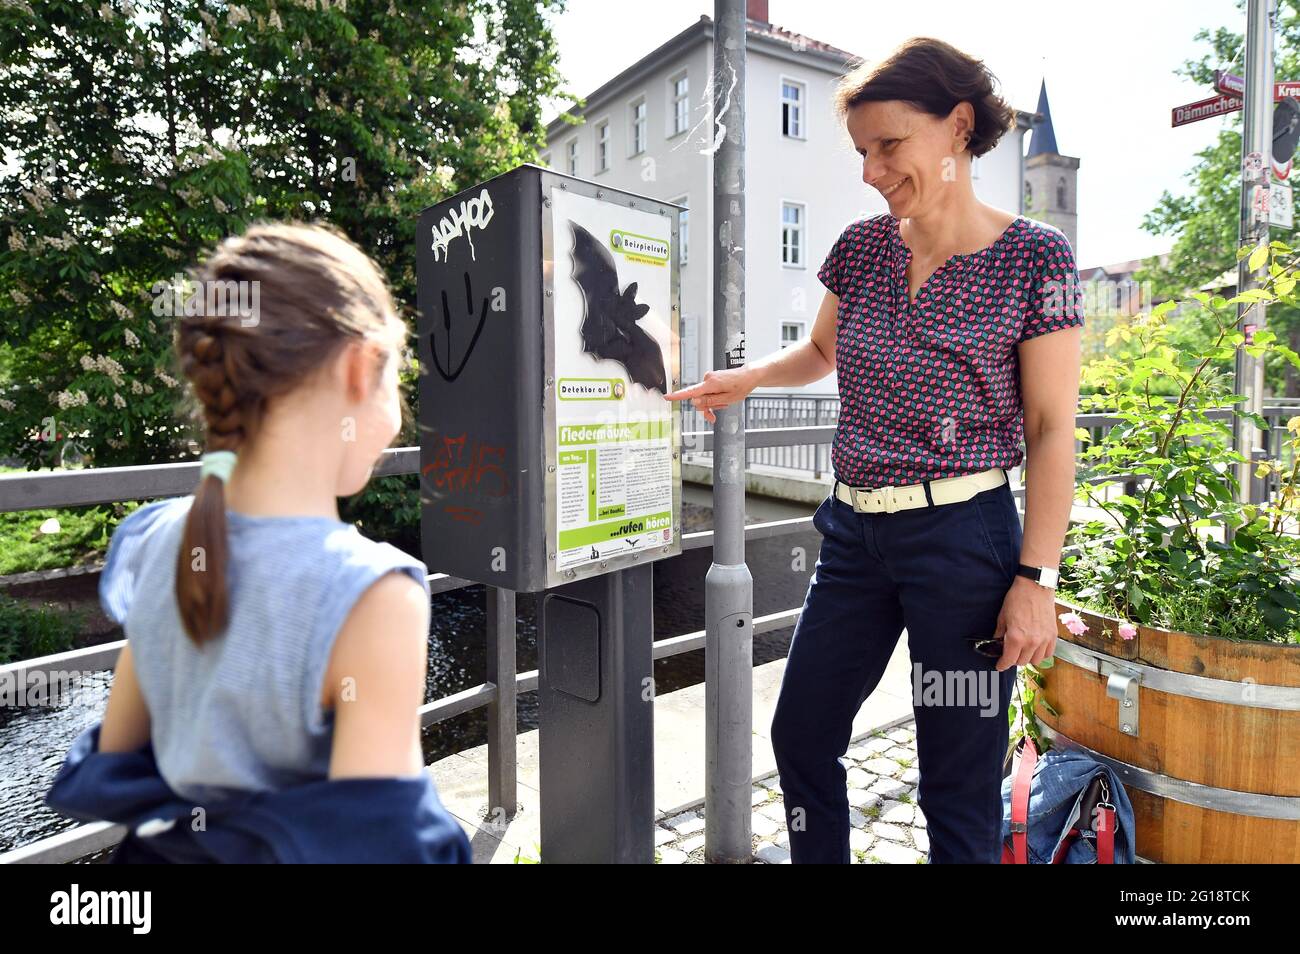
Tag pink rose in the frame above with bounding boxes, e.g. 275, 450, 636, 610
1058, 611, 1088, 636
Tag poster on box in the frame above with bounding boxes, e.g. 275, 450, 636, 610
549, 188, 676, 574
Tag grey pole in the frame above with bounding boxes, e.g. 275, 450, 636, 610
705, 0, 754, 864
1233, 0, 1275, 508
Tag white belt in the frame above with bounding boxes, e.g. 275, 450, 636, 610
833, 467, 1007, 514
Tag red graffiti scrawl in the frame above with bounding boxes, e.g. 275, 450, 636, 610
422, 433, 511, 524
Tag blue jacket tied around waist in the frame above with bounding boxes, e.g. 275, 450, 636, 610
1000, 744, 1136, 864
45, 722, 472, 864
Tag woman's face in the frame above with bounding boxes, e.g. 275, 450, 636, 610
846, 100, 974, 216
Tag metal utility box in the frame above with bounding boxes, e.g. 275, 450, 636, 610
415, 164, 684, 592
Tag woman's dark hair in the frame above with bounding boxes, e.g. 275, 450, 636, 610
832, 37, 1016, 158
172, 222, 409, 646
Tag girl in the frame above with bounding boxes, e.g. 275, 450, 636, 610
48, 222, 471, 863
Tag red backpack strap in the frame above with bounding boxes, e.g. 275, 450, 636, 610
1008, 736, 1038, 864
1096, 806, 1116, 864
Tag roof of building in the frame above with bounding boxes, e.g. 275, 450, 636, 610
1027, 79, 1060, 158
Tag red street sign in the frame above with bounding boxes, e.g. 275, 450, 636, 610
1214, 70, 1300, 101
1172, 93, 1243, 127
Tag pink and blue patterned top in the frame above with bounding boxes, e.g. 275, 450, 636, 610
817, 212, 1085, 489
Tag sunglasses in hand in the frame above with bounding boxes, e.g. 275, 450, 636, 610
966, 636, 1004, 659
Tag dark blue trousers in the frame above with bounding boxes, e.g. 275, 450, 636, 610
770, 472, 1022, 864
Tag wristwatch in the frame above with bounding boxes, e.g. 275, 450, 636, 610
1016, 563, 1059, 590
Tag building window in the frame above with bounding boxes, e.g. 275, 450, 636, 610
672, 197, 689, 266
1057, 176, 1067, 209
782, 202, 804, 267
566, 140, 578, 175
781, 321, 804, 348
596, 120, 610, 172
671, 74, 689, 136
781, 80, 804, 138
630, 98, 646, 156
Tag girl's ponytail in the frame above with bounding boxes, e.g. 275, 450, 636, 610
174, 331, 244, 645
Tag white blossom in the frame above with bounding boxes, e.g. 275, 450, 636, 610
124, 328, 140, 348
112, 392, 126, 408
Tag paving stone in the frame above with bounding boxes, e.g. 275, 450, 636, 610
775, 830, 789, 848
672, 816, 705, 836
756, 842, 791, 864
880, 801, 915, 826
845, 767, 873, 788
760, 776, 783, 793
886, 727, 915, 744
863, 736, 894, 754
657, 846, 688, 864
654, 827, 676, 847
913, 827, 930, 853
849, 828, 875, 853
758, 800, 788, 824
885, 746, 914, 762
845, 743, 873, 761
868, 840, 925, 864
870, 778, 910, 799
848, 807, 868, 829
752, 786, 770, 806
900, 767, 921, 785
664, 811, 701, 831
679, 833, 706, 854
847, 788, 882, 811
751, 812, 780, 838
865, 757, 902, 776
872, 821, 909, 842
914, 808, 927, 829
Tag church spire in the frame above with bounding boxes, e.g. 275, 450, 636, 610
1028, 78, 1060, 158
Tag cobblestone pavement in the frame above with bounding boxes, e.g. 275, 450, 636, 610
655, 718, 928, 864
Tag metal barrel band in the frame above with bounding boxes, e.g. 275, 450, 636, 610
1037, 721, 1300, 821
1050, 638, 1300, 711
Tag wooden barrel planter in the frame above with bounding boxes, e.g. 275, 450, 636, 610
1037, 598, 1300, 863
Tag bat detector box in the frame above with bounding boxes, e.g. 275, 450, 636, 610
415, 163, 685, 593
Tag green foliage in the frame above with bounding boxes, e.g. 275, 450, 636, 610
0, 501, 141, 575
0, 594, 85, 664
1061, 250, 1300, 643
338, 473, 422, 558
0, 0, 574, 470
1140, 7, 1300, 398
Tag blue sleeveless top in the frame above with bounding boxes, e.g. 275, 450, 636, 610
98, 496, 433, 804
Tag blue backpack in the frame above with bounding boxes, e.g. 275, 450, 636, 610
1000, 736, 1136, 864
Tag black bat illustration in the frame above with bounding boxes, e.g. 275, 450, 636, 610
568, 221, 667, 393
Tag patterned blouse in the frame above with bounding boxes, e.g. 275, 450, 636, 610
817, 212, 1085, 489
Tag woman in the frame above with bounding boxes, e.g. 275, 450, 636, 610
666, 37, 1084, 863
